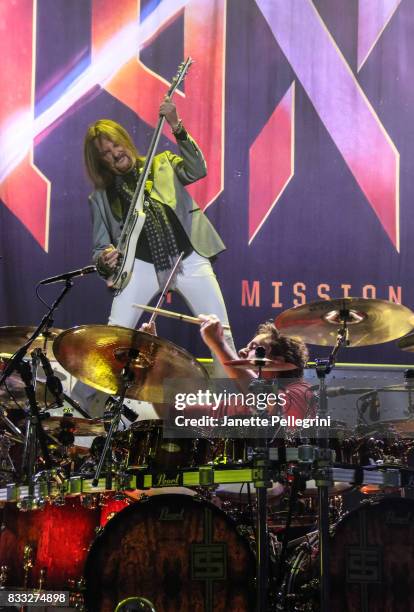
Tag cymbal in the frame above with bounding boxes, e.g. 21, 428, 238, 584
0, 357, 48, 408
385, 420, 414, 436
397, 332, 414, 352
53, 325, 209, 403
224, 358, 297, 372
36, 416, 106, 437
275, 297, 414, 347
363, 420, 414, 437
0, 326, 63, 360
378, 384, 414, 392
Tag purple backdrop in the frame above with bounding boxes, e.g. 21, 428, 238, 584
1, 0, 413, 365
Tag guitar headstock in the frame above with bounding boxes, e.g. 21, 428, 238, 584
168, 57, 193, 96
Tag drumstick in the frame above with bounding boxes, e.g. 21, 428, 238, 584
149, 252, 184, 325
133, 304, 231, 330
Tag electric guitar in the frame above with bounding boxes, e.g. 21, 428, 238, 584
107, 57, 193, 292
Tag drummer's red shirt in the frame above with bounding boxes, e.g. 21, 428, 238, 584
181, 379, 315, 422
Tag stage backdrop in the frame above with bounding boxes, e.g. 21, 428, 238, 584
1, 0, 414, 366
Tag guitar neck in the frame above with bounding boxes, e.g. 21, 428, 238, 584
117, 115, 165, 245
117, 57, 192, 248
132, 114, 166, 207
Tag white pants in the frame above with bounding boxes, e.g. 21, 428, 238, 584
109, 252, 235, 371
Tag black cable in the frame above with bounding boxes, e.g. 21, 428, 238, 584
35, 283, 52, 309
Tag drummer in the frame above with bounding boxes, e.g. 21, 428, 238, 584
143, 315, 315, 421
198, 314, 314, 420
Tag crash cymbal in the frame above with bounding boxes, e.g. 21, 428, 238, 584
53, 325, 209, 403
275, 297, 414, 347
224, 358, 297, 372
0, 326, 63, 360
36, 416, 106, 437
0, 357, 48, 408
397, 332, 414, 352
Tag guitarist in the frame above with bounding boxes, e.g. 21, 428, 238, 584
83, 97, 235, 360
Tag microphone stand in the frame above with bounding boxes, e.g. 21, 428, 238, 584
0, 279, 74, 387
314, 313, 349, 612
0, 279, 75, 487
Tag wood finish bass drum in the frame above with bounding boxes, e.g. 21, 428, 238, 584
84, 492, 256, 612
282, 497, 414, 611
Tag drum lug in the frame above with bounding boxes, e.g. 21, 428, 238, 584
0, 565, 8, 588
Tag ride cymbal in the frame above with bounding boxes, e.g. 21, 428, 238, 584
0, 326, 63, 360
53, 325, 208, 403
275, 298, 414, 347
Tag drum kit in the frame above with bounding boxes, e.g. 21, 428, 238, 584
1, 297, 414, 610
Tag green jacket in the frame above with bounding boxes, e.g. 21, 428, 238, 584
89, 133, 225, 274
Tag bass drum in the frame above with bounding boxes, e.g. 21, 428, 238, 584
84, 493, 256, 612
283, 497, 414, 611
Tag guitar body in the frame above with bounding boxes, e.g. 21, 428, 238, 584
107, 206, 146, 291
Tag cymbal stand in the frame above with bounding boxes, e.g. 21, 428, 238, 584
249, 349, 276, 612
404, 369, 414, 415
92, 351, 137, 488
17, 360, 52, 503
0, 406, 23, 439
314, 314, 349, 612
148, 251, 184, 326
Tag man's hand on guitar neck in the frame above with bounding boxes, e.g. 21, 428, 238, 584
159, 96, 182, 132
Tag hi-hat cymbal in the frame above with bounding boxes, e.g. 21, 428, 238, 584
53, 325, 209, 403
38, 416, 106, 437
0, 326, 63, 360
0, 357, 48, 409
224, 358, 297, 372
275, 298, 414, 347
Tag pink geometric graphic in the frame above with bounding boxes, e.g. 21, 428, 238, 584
92, 0, 226, 210
256, 0, 400, 250
0, 0, 50, 251
249, 84, 294, 243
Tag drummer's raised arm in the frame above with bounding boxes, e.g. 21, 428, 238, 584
198, 314, 256, 388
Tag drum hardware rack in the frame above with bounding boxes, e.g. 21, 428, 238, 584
0, 459, 408, 506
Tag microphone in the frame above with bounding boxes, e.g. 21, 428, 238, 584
254, 346, 266, 363
311, 385, 375, 397
37, 351, 64, 407
39, 265, 96, 285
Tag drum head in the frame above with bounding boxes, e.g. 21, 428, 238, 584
286, 497, 414, 611
330, 497, 414, 610
84, 493, 256, 612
